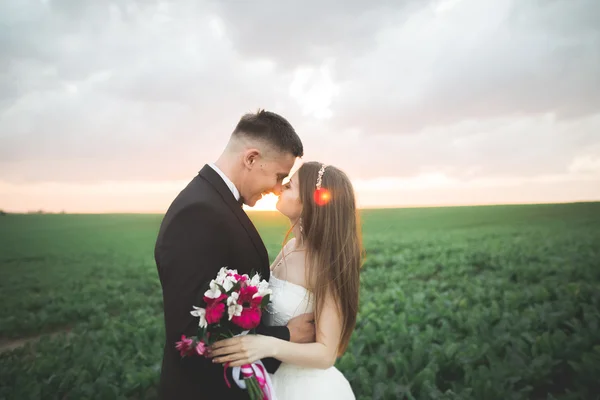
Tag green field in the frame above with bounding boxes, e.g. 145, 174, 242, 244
1, 203, 599, 399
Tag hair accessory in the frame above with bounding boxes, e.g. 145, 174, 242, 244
316, 164, 327, 190
314, 164, 331, 206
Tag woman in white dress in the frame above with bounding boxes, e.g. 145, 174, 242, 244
210, 162, 364, 399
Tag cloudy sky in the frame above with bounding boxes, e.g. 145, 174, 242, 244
1, 0, 599, 212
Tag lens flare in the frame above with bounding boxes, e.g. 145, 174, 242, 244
314, 188, 331, 206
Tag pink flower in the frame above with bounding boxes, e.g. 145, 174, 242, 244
226, 273, 250, 288
232, 306, 262, 330
238, 286, 259, 304
195, 341, 207, 356
175, 335, 193, 356
251, 296, 263, 308
205, 301, 226, 324
227, 271, 238, 279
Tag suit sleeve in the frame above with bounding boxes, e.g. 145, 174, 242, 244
255, 324, 290, 342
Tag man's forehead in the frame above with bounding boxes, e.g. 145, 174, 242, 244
273, 153, 296, 170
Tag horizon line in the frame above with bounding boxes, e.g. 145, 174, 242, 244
2, 200, 598, 215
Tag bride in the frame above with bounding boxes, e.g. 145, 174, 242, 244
209, 161, 364, 399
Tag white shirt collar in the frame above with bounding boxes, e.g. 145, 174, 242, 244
208, 163, 241, 201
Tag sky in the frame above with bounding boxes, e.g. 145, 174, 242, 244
1, 0, 599, 213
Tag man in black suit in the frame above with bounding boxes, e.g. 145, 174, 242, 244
155, 109, 315, 399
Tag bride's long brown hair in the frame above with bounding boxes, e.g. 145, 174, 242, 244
282, 162, 364, 356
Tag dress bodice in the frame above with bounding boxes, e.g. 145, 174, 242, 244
264, 275, 314, 327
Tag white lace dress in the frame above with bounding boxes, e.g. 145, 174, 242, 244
264, 275, 356, 400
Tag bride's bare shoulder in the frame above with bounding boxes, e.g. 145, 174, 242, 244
279, 249, 308, 288
269, 238, 298, 271
284, 237, 296, 251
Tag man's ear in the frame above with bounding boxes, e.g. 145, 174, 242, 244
243, 149, 260, 169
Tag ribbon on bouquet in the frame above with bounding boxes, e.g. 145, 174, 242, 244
232, 361, 276, 400
223, 330, 278, 400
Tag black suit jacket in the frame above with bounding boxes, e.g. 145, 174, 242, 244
155, 165, 290, 400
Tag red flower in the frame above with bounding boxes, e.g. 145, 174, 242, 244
251, 296, 263, 307
175, 335, 193, 356
238, 286, 258, 304
206, 301, 226, 324
232, 306, 262, 330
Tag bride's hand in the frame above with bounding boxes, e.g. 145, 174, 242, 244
208, 335, 275, 367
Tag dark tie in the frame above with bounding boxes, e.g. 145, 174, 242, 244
238, 196, 245, 207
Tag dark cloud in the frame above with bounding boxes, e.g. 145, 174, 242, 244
0, 0, 301, 183
209, 0, 600, 133
329, 0, 600, 134
206, 0, 419, 68
0, 0, 599, 186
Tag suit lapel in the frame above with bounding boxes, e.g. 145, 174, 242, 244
198, 165, 270, 271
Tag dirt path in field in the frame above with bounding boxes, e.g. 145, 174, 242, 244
0, 337, 35, 353
0, 328, 72, 354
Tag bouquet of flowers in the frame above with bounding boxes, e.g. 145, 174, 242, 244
175, 267, 274, 400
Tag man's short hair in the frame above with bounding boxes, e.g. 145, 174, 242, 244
232, 109, 303, 157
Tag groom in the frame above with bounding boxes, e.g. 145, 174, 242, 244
155, 109, 315, 399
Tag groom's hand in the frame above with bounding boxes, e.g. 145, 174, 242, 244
287, 312, 315, 343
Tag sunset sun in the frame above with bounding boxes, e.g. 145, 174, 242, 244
245, 193, 280, 211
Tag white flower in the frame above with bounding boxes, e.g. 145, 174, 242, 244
250, 273, 261, 287
204, 280, 222, 299
253, 280, 273, 299
228, 303, 243, 320
190, 306, 207, 328
227, 293, 242, 320
227, 292, 239, 306
222, 275, 236, 292
215, 267, 229, 286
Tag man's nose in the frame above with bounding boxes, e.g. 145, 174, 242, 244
272, 184, 283, 196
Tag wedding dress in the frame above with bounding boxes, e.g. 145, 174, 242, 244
264, 274, 355, 400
